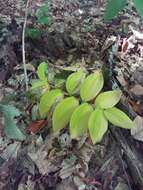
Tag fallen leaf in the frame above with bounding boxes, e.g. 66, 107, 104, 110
26, 120, 47, 134
129, 100, 143, 116
114, 182, 129, 190
131, 27, 143, 40
1, 142, 21, 160
121, 36, 135, 53
131, 116, 143, 142
121, 38, 129, 53
0, 104, 26, 141
59, 155, 77, 179
130, 84, 143, 97
14, 64, 36, 72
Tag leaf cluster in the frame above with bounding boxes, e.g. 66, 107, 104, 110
34, 63, 134, 144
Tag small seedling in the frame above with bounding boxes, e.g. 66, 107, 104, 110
26, 3, 50, 39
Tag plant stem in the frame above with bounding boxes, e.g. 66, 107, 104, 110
22, 0, 31, 91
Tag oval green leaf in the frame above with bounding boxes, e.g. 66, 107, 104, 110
70, 103, 93, 139
31, 80, 49, 90
39, 89, 64, 118
104, 107, 134, 129
88, 108, 108, 144
80, 71, 104, 102
66, 71, 86, 95
37, 62, 48, 80
52, 97, 79, 132
95, 89, 122, 109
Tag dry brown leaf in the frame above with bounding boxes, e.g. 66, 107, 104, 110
131, 116, 143, 142
130, 85, 143, 97
26, 120, 47, 134
59, 155, 77, 179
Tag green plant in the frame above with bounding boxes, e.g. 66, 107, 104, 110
30, 62, 49, 91
26, 28, 42, 39
104, 0, 143, 21
26, 3, 50, 39
35, 3, 49, 25
27, 62, 49, 102
32, 63, 134, 144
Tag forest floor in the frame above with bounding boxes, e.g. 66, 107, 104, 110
1, 1, 143, 190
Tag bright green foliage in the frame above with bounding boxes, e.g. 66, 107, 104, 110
104, 0, 126, 21
36, 4, 49, 25
70, 103, 93, 139
80, 71, 104, 101
95, 90, 122, 109
133, 0, 143, 17
0, 104, 26, 141
31, 64, 134, 144
66, 70, 86, 95
30, 62, 49, 95
31, 80, 48, 90
52, 97, 79, 132
39, 89, 64, 118
104, 107, 134, 129
37, 62, 48, 81
88, 108, 108, 144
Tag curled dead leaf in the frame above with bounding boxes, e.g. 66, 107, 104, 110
26, 120, 47, 134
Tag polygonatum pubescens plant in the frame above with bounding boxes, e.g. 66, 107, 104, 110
33, 62, 134, 144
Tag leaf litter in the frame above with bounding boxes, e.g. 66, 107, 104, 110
1, 0, 143, 190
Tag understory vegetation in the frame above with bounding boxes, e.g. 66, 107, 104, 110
1, 0, 143, 190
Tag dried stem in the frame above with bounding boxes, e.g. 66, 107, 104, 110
22, 0, 31, 91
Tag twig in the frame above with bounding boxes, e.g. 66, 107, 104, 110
22, 0, 31, 91
48, 62, 98, 72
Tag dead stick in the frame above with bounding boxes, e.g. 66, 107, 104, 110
22, 0, 31, 91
